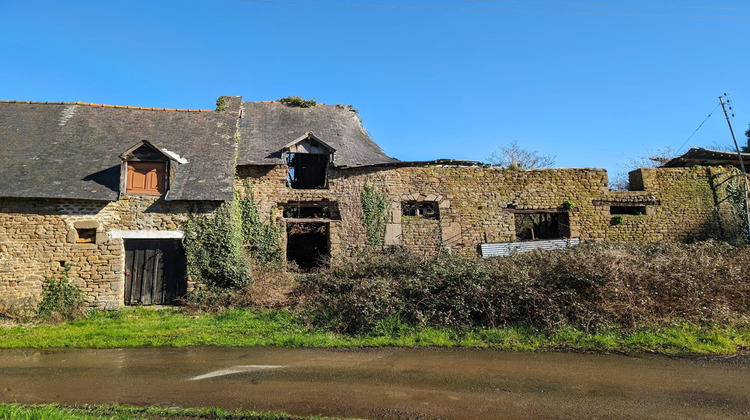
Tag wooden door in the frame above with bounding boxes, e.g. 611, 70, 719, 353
124, 239, 186, 305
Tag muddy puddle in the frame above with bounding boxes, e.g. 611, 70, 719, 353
1, 347, 748, 419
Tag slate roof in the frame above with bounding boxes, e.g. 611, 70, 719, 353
237, 101, 398, 167
0, 100, 239, 201
663, 147, 750, 168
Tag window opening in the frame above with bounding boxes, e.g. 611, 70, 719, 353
514, 212, 570, 241
286, 222, 329, 269
126, 162, 166, 195
610, 206, 646, 215
76, 228, 96, 244
286, 153, 328, 189
402, 201, 440, 219
283, 202, 335, 219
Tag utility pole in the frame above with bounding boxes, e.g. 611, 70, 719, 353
719, 94, 750, 244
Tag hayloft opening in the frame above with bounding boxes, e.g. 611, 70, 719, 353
287, 153, 328, 189
286, 222, 329, 269
610, 206, 646, 215
75, 228, 96, 244
402, 201, 440, 220
514, 212, 570, 241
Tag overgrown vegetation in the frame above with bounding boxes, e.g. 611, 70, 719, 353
238, 184, 284, 267
36, 263, 86, 322
0, 403, 336, 419
360, 184, 388, 248
278, 96, 317, 108
295, 242, 750, 335
215, 96, 227, 112
183, 202, 252, 290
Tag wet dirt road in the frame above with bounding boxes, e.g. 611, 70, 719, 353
1, 347, 748, 419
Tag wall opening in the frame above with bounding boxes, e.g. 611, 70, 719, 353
514, 212, 570, 241
282, 201, 337, 219
124, 239, 186, 305
75, 228, 96, 243
402, 201, 440, 220
286, 222, 329, 269
287, 153, 328, 189
610, 205, 647, 215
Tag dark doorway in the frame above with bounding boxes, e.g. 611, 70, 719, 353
124, 239, 186, 305
287, 153, 328, 189
286, 223, 329, 269
514, 212, 570, 241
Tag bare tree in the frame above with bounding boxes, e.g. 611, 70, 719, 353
488, 140, 556, 169
610, 147, 675, 191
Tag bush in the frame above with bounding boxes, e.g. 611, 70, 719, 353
293, 242, 750, 334
278, 96, 316, 108
183, 202, 252, 290
36, 264, 87, 322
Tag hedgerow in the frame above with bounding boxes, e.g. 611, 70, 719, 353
293, 242, 750, 334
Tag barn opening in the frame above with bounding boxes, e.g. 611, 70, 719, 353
610, 205, 647, 215
286, 222, 329, 269
286, 153, 328, 189
514, 211, 570, 241
124, 239, 186, 305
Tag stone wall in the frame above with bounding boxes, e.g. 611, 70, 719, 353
0, 196, 216, 313
236, 164, 745, 258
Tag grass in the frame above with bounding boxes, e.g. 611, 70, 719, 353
1, 308, 749, 355
0, 403, 344, 419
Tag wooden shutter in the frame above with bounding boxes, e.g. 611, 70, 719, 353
126, 162, 166, 194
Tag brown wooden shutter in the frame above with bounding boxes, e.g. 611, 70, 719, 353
126, 162, 166, 194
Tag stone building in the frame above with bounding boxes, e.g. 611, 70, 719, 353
1, 96, 747, 311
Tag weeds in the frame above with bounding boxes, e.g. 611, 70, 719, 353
36, 264, 86, 322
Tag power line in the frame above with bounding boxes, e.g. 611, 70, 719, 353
236, 0, 746, 19
462, 0, 750, 13
676, 103, 721, 155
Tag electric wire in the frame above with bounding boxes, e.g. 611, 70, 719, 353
237, 0, 746, 18
676, 103, 721, 155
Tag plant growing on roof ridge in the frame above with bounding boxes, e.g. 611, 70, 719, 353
215, 96, 226, 112
278, 96, 317, 108
361, 184, 388, 248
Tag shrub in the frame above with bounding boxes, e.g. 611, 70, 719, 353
36, 264, 87, 322
293, 242, 750, 334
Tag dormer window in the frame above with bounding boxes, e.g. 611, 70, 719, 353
282, 132, 335, 190
119, 140, 186, 197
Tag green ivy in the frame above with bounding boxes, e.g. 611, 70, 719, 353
278, 96, 316, 108
183, 201, 252, 290
361, 184, 388, 248
238, 183, 284, 267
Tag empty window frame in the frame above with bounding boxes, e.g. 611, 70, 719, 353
610, 206, 647, 216
514, 212, 570, 241
286, 153, 328, 189
76, 228, 96, 244
402, 201, 440, 219
126, 162, 166, 195
282, 202, 336, 219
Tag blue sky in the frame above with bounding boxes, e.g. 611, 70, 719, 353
1, 0, 748, 181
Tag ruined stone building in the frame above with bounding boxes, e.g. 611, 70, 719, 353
1, 96, 747, 310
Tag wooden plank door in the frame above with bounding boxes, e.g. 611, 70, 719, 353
124, 239, 186, 305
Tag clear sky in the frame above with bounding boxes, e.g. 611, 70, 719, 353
1, 0, 748, 182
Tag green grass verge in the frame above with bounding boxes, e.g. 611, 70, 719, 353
1, 308, 748, 355
0, 403, 344, 419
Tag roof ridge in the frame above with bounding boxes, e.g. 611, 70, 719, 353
0, 100, 213, 113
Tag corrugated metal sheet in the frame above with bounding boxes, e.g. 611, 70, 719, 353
479, 238, 581, 258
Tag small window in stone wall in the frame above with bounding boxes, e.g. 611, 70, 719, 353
76, 228, 96, 243
610, 206, 646, 216
402, 201, 440, 220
